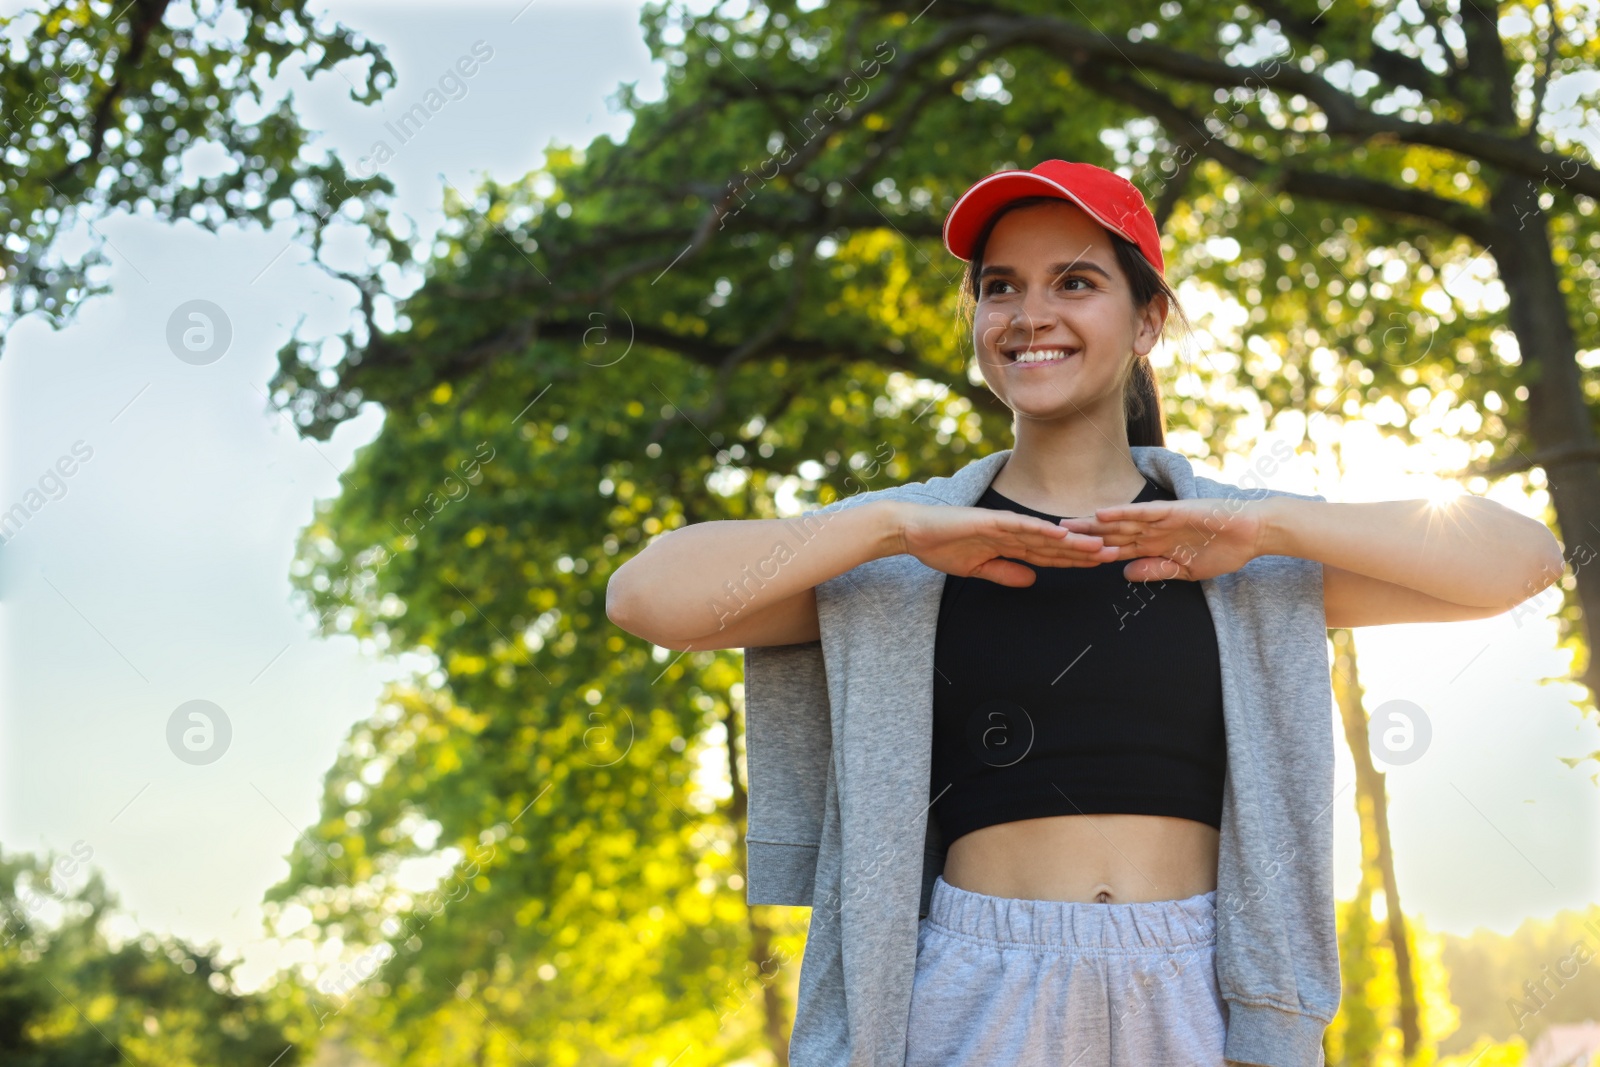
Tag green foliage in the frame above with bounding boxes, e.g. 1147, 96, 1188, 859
244, 0, 1600, 1061
1326, 890, 1463, 1067
1330, 887, 1386, 1065
0, 0, 402, 347
1438, 902, 1600, 1057
1324, 887, 1600, 1066
12, 0, 1598, 1060
0, 844, 306, 1066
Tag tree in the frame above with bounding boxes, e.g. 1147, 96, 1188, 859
1329, 626, 1421, 1063
0, 844, 307, 1065
260, 0, 1598, 1059
274, 0, 1600, 708
0, 0, 403, 352
1438, 902, 1600, 1054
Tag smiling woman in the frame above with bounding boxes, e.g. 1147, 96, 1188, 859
966, 216, 1176, 444
606, 158, 1563, 1067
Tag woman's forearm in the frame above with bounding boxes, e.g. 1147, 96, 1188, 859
1256, 495, 1564, 609
606, 499, 905, 645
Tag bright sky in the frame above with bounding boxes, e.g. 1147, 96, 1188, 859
0, 0, 666, 990
0, 0, 1595, 1001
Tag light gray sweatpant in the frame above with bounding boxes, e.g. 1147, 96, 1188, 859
906, 874, 1228, 1066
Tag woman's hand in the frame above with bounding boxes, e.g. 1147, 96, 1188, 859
899, 503, 1122, 587
1056, 498, 1265, 582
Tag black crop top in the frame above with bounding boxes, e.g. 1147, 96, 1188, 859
929, 474, 1227, 846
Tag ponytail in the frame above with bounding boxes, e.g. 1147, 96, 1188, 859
1124, 351, 1165, 448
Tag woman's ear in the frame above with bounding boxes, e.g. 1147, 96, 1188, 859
1132, 297, 1168, 356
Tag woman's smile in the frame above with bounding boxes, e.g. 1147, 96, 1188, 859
1003, 345, 1080, 367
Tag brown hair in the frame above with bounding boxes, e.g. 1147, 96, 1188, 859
957, 195, 1192, 448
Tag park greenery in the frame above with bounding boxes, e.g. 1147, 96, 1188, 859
4, 0, 1600, 1063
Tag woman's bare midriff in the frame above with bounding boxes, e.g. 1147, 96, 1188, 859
941, 813, 1220, 904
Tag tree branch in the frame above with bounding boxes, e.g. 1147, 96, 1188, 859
1072, 63, 1501, 247
1529, 0, 1561, 132
1251, 0, 1463, 101
1152, 144, 1198, 232
575, 19, 982, 306
915, 10, 1600, 200
52, 0, 175, 188
1458, 0, 1518, 127
1461, 442, 1600, 480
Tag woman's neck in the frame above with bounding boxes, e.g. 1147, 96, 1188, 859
990, 413, 1148, 518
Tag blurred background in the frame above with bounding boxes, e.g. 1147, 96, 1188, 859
1, 0, 1598, 1064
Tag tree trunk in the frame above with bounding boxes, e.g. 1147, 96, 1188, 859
1487, 173, 1600, 697
1331, 628, 1421, 1057
726, 701, 791, 1066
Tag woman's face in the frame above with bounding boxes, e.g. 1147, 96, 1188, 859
971, 200, 1165, 425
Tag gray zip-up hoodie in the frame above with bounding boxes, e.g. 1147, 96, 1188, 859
741, 445, 1339, 1067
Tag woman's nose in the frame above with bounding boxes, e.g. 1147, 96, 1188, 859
1010, 286, 1056, 335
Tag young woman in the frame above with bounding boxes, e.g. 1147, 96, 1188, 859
606, 160, 1562, 1066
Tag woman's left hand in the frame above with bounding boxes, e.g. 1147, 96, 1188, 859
1056, 498, 1267, 582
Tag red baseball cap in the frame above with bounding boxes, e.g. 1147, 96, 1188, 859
943, 160, 1165, 275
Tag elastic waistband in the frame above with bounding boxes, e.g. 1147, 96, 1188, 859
926, 875, 1217, 952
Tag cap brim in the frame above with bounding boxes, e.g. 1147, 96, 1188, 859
942, 171, 1138, 262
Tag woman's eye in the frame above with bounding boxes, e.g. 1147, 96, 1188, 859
981, 277, 1091, 296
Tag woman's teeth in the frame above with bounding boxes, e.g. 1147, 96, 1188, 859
1011, 348, 1074, 363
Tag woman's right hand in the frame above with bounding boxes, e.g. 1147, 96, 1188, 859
897, 502, 1121, 587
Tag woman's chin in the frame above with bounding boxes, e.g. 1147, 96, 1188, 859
999, 391, 1116, 424
1007, 401, 1088, 423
